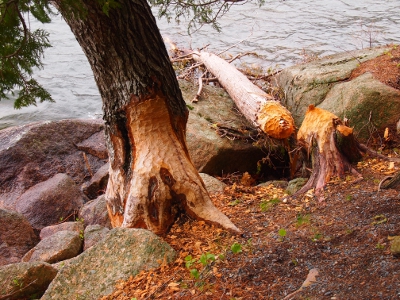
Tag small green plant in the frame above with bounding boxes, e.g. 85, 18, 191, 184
231, 242, 242, 254
372, 215, 387, 225
312, 233, 323, 242
12, 278, 23, 288
184, 255, 197, 269
184, 252, 217, 280
277, 228, 287, 241
291, 259, 298, 266
296, 214, 310, 227
345, 228, 353, 234
199, 253, 216, 266
278, 228, 287, 237
260, 198, 280, 212
190, 268, 200, 279
228, 199, 241, 206
376, 243, 385, 250
79, 230, 84, 240
186, 104, 194, 110
76, 217, 84, 223
345, 194, 353, 201
246, 238, 254, 254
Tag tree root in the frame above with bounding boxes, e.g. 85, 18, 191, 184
378, 171, 400, 191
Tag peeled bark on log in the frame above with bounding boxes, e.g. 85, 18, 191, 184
295, 105, 363, 201
192, 52, 295, 139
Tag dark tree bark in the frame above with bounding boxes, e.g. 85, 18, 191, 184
52, 0, 239, 234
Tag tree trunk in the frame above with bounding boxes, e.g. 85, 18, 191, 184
53, 0, 239, 234
192, 52, 295, 139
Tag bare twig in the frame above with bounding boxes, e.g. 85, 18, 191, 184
5, 2, 29, 59
83, 152, 93, 177
227, 52, 258, 63
177, 62, 203, 79
0, 279, 38, 300
282, 268, 319, 300
358, 143, 400, 162
192, 73, 204, 102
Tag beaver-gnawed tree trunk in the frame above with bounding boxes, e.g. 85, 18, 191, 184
52, 0, 239, 234
294, 105, 365, 201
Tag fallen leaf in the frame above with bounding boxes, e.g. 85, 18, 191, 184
301, 268, 319, 288
384, 127, 389, 140
168, 282, 180, 287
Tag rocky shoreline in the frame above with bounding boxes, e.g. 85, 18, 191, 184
1, 46, 399, 299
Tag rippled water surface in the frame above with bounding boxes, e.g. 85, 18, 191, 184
1, 0, 399, 128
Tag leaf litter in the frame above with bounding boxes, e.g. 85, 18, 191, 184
100, 153, 400, 300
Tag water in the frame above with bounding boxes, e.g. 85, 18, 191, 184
1, 0, 399, 129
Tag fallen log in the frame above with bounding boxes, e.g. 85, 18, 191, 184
192, 51, 295, 139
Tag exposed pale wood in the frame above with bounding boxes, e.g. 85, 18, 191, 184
295, 105, 362, 201
54, 0, 239, 234
192, 51, 295, 139
106, 92, 240, 234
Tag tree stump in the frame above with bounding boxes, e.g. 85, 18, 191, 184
294, 105, 363, 201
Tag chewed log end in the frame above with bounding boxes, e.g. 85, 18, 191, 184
258, 101, 295, 139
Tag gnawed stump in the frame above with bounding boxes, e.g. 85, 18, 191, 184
294, 105, 363, 201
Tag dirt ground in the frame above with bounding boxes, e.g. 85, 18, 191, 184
101, 153, 399, 300
101, 47, 400, 300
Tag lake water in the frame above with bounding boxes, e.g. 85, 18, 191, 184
0, 0, 399, 129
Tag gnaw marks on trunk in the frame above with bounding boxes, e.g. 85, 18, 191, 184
294, 105, 363, 201
105, 91, 240, 234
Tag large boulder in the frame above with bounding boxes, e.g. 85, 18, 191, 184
15, 173, 86, 231
41, 228, 176, 300
83, 224, 110, 251
180, 80, 268, 175
40, 221, 84, 240
79, 195, 112, 228
22, 230, 82, 264
318, 72, 400, 138
0, 119, 107, 209
0, 261, 57, 300
275, 46, 399, 136
81, 162, 109, 200
0, 209, 38, 266
199, 173, 227, 194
